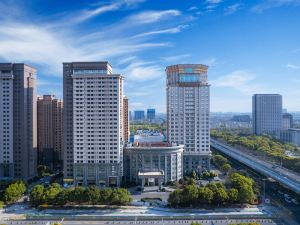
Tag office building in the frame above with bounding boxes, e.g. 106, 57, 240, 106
37, 95, 63, 170
282, 113, 293, 130
166, 64, 211, 175
280, 128, 300, 147
124, 142, 184, 188
147, 108, 156, 121
0, 63, 37, 180
134, 110, 145, 121
63, 61, 124, 186
252, 94, 282, 137
123, 96, 129, 143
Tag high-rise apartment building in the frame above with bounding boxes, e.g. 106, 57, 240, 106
134, 110, 145, 121
166, 64, 211, 175
147, 108, 156, 121
252, 94, 282, 137
123, 96, 129, 143
37, 95, 63, 170
63, 61, 124, 186
0, 63, 37, 180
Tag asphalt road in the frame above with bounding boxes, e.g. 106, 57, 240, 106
0, 219, 278, 225
211, 139, 300, 194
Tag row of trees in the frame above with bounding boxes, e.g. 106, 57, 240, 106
2, 180, 26, 204
211, 129, 300, 173
213, 154, 232, 174
29, 183, 132, 206
168, 173, 256, 207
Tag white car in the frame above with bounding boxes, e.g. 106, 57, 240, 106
292, 199, 299, 205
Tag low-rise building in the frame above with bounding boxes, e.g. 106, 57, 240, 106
124, 142, 184, 188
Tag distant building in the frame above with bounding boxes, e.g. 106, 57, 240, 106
147, 108, 156, 121
166, 64, 211, 175
123, 96, 129, 142
129, 111, 132, 121
282, 113, 293, 130
231, 115, 251, 123
124, 142, 184, 188
134, 110, 145, 121
280, 128, 300, 147
134, 130, 165, 143
252, 94, 282, 137
0, 63, 37, 180
37, 95, 63, 170
63, 61, 124, 187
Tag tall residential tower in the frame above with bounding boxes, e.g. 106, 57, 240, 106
0, 63, 37, 180
37, 95, 63, 170
63, 62, 124, 186
166, 64, 211, 175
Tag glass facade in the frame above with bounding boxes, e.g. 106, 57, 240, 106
179, 74, 199, 83
73, 69, 107, 75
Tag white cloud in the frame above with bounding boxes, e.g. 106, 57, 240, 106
211, 70, 266, 95
127, 10, 181, 24
133, 25, 187, 38
62, 0, 145, 25
199, 57, 218, 67
252, 0, 300, 13
121, 61, 164, 81
225, 3, 242, 15
188, 6, 199, 11
161, 54, 191, 62
206, 0, 222, 4
286, 63, 300, 69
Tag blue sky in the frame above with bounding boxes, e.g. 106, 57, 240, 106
0, 0, 300, 112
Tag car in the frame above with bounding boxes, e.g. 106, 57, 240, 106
265, 198, 271, 204
292, 199, 299, 205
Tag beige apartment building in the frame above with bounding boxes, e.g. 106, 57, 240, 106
123, 96, 129, 143
37, 95, 63, 170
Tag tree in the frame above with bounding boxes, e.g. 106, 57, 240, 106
4, 181, 26, 203
29, 185, 45, 206
227, 188, 238, 203
168, 190, 182, 207
207, 182, 228, 205
191, 171, 198, 180
44, 183, 61, 204
238, 185, 255, 204
54, 189, 71, 206
221, 163, 231, 174
99, 188, 113, 204
198, 187, 213, 205
229, 173, 255, 204
109, 188, 132, 205
86, 186, 100, 205
213, 155, 228, 168
70, 186, 87, 204
181, 185, 198, 206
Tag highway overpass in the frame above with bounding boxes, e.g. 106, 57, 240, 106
211, 139, 300, 194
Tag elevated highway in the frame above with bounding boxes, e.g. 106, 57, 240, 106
211, 139, 300, 194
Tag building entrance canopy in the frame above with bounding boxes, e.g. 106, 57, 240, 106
138, 170, 164, 190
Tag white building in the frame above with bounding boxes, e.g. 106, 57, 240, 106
166, 64, 211, 175
63, 61, 124, 187
252, 94, 282, 137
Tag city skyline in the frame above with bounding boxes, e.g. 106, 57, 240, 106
0, 0, 300, 112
